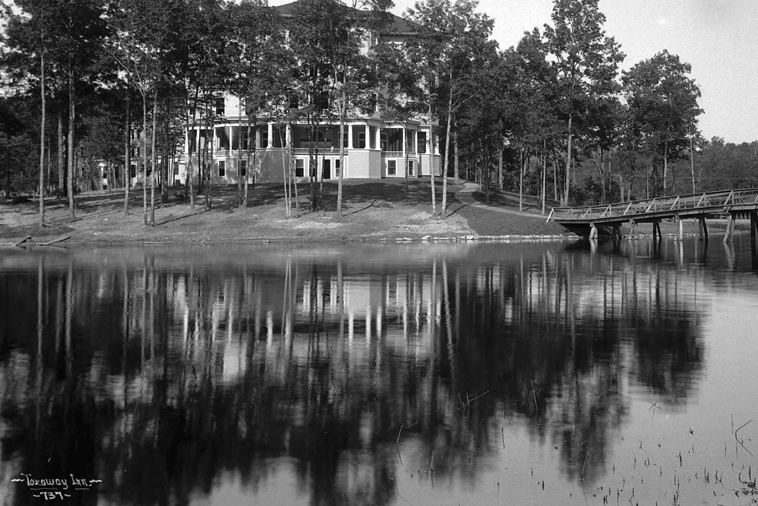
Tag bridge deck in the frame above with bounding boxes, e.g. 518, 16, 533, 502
547, 189, 758, 238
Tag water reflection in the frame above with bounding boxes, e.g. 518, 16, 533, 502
0, 241, 713, 505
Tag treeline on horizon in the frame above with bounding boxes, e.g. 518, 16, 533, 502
0, 0, 755, 225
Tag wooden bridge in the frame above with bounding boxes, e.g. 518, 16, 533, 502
547, 189, 758, 242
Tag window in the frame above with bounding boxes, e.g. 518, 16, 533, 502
216, 127, 230, 150
130, 165, 136, 178
417, 132, 427, 154
261, 128, 269, 148
387, 160, 396, 176
407, 160, 414, 176
382, 129, 402, 151
296, 159, 304, 177
273, 126, 285, 148
215, 97, 225, 116
173, 164, 179, 176
369, 126, 377, 149
218, 161, 225, 177
335, 159, 341, 177
240, 160, 247, 176
352, 125, 366, 148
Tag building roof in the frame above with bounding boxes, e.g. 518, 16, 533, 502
275, 1, 419, 35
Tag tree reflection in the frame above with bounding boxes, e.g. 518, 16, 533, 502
0, 245, 706, 504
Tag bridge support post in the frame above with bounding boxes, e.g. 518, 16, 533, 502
677, 217, 683, 241
612, 224, 621, 241
723, 214, 735, 244
698, 217, 708, 242
589, 223, 598, 239
629, 220, 637, 239
653, 221, 662, 241
751, 211, 758, 242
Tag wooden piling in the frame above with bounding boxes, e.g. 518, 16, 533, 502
723, 214, 735, 244
613, 224, 621, 241
653, 221, 662, 241
698, 216, 709, 242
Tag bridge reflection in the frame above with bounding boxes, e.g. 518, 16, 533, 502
0, 244, 707, 505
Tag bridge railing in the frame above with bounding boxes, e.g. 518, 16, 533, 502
548, 188, 758, 222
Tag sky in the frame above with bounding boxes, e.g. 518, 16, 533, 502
270, 0, 758, 144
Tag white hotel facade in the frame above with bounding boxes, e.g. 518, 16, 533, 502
172, 1, 441, 187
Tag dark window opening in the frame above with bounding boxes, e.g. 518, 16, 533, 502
417, 132, 427, 154
296, 159, 304, 177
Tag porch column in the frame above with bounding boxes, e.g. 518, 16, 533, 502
402, 127, 406, 158
365, 124, 371, 149
267, 123, 273, 149
375, 127, 381, 151
255, 128, 261, 150
347, 124, 353, 149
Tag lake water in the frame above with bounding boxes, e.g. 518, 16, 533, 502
1, 237, 758, 506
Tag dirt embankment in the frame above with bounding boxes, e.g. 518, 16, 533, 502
0, 180, 571, 246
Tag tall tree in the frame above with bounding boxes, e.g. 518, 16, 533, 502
226, 1, 288, 210
289, 0, 352, 212
622, 50, 702, 196
405, 0, 495, 218
543, 0, 624, 205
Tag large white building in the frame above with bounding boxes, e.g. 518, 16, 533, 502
173, 1, 440, 187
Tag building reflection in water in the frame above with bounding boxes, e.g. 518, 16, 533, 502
0, 243, 706, 505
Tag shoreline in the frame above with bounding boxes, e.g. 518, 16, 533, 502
0, 180, 573, 247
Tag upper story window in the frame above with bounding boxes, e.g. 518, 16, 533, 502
215, 97, 225, 116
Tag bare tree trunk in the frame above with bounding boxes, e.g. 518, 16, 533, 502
441, 105, 452, 219
280, 127, 290, 218
290, 122, 298, 212
440, 86, 454, 219
39, 48, 45, 226
58, 113, 64, 198
142, 91, 148, 225
563, 113, 573, 206
187, 85, 199, 212
244, 124, 252, 208
690, 135, 695, 194
67, 65, 75, 219
519, 148, 524, 212
663, 138, 668, 196
453, 122, 459, 185
205, 98, 213, 210
161, 94, 170, 205
541, 141, 547, 215
404, 123, 409, 192
124, 94, 130, 216
428, 97, 436, 217
498, 142, 503, 190
237, 97, 243, 208
150, 92, 157, 226
336, 84, 346, 218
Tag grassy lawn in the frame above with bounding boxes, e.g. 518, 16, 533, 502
4, 179, 544, 245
